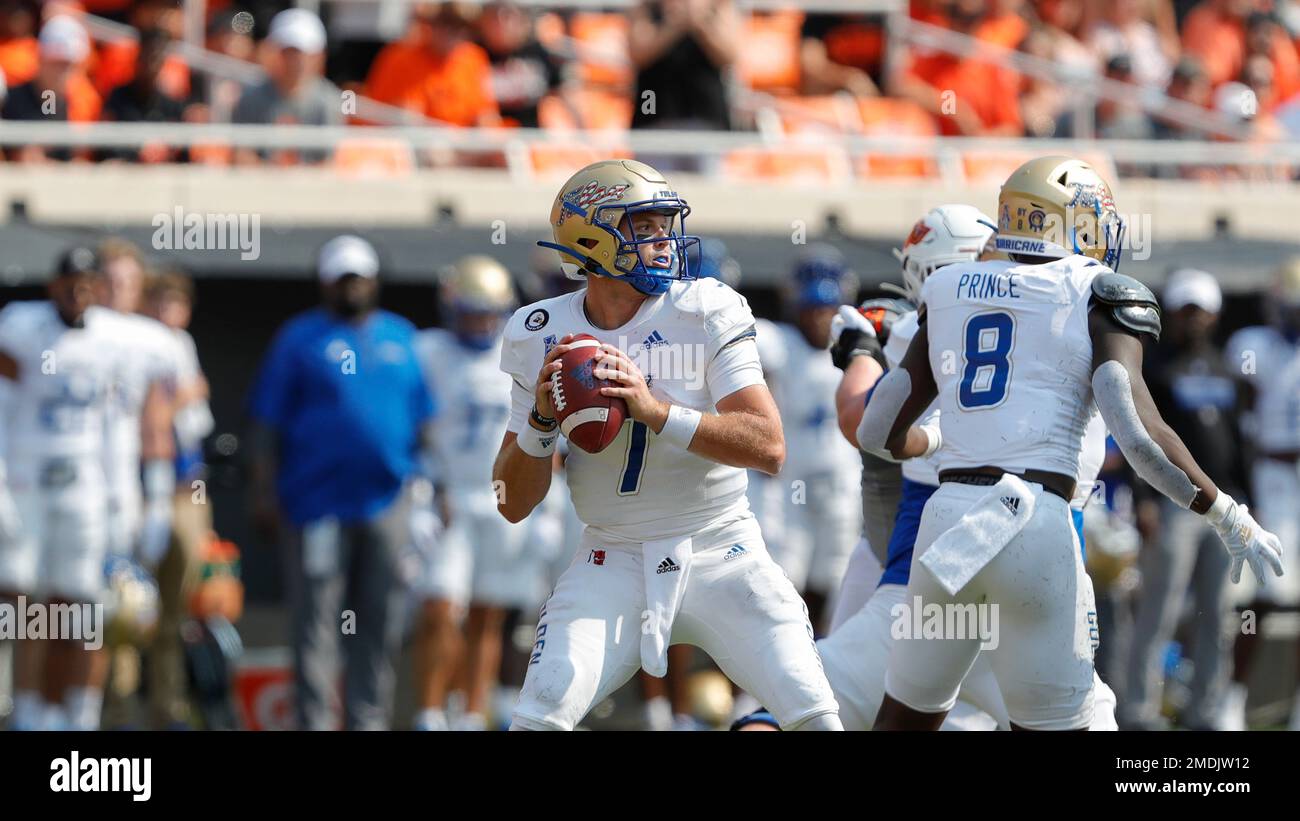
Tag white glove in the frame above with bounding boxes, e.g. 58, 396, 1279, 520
1205, 492, 1285, 585
828, 304, 876, 351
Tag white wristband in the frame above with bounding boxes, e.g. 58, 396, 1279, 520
516, 423, 558, 458
659, 405, 702, 450
919, 424, 942, 459
1203, 490, 1235, 527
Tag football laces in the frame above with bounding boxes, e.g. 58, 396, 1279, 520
550, 369, 567, 413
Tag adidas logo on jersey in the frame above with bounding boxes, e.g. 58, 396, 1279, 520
656, 557, 680, 574
723, 544, 748, 562
1000, 496, 1021, 515
642, 330, 669, 349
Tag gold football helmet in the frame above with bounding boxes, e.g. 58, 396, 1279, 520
1274, 256, 1300, 306
995, 155, 1126, 270
538, 159, 700, 296
442, 254, 516, 350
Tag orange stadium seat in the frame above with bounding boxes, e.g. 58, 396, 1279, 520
532, 90, 631, 178
529, 144, 629, 179
332, 137, 416, 178
855, 98, 939, 180
188, 141, 234, 166
959, 151, 1118, 186
737, 10, 804, 94
722, 144, 850, 183
570, 12, 633, 90
773, 94, 864, 136
538, 89, 633, 132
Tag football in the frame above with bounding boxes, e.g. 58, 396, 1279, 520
551, 334, 627, 454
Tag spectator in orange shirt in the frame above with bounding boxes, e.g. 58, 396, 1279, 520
2, 14, 100, 162
1183, 0, 1300, 100
0, 0, 39, 87
364, 3, 498, 127
895, 0, 1023, 136
1244, 11, 1300, 106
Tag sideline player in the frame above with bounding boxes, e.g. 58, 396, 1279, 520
0, 248, 137, 730
861, 156, 1283, 730
495, 159, 840, 731
1222, 257, 1300, 730
753, 249, 863, 632
410, 254, 550, 731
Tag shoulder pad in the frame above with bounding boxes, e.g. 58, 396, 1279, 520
1090, 272, 1161, 341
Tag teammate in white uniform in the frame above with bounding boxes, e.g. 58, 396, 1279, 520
96, 240, 181, 569
787, 206, 1110, 731
496, 160, 840, 731
410, 254, 549, 731
1222, 256, 1300, 730
859, 157, 1283, 730
753, 249, 863, 631
0, 248, 143, 730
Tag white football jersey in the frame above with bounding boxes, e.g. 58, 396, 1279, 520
755, 319, 860, 478
920, 255, 1105, 479
888, 306, 1109, 499
0, 302, 123, 465
883, 310, 941, 486
501, 279, 764, 544
416, 328, 514, 493
1074, 412, 1107, 510
103, 312, 183, 488
1225, 325, 1300, 453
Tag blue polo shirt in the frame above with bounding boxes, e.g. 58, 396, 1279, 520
248, 308, 437, 525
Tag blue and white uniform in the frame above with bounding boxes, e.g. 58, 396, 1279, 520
818, 288, 1117, 730
500, 280, 839, 731
753, 318, 863, 600
413, 329, 548, 610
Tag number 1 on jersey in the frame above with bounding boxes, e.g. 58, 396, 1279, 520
618, 421, 649, 495
959, 311, 1015, 409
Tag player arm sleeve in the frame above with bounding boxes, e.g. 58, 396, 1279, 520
706, 329, 765, 401
1089, 281, 1208, 510
499, 329, 534, 434
857, 314, 938, 460
1091, 360, 1198, 508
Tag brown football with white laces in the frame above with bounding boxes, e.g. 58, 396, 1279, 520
551, 334, 627, 453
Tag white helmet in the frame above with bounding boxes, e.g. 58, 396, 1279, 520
887, 204, 996, 304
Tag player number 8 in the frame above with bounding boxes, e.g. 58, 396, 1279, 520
958, 311, 1015, 410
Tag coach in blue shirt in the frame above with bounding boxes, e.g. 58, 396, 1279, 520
248, 234, 437, 730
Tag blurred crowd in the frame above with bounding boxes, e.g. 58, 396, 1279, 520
0, 1, 1296, 177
